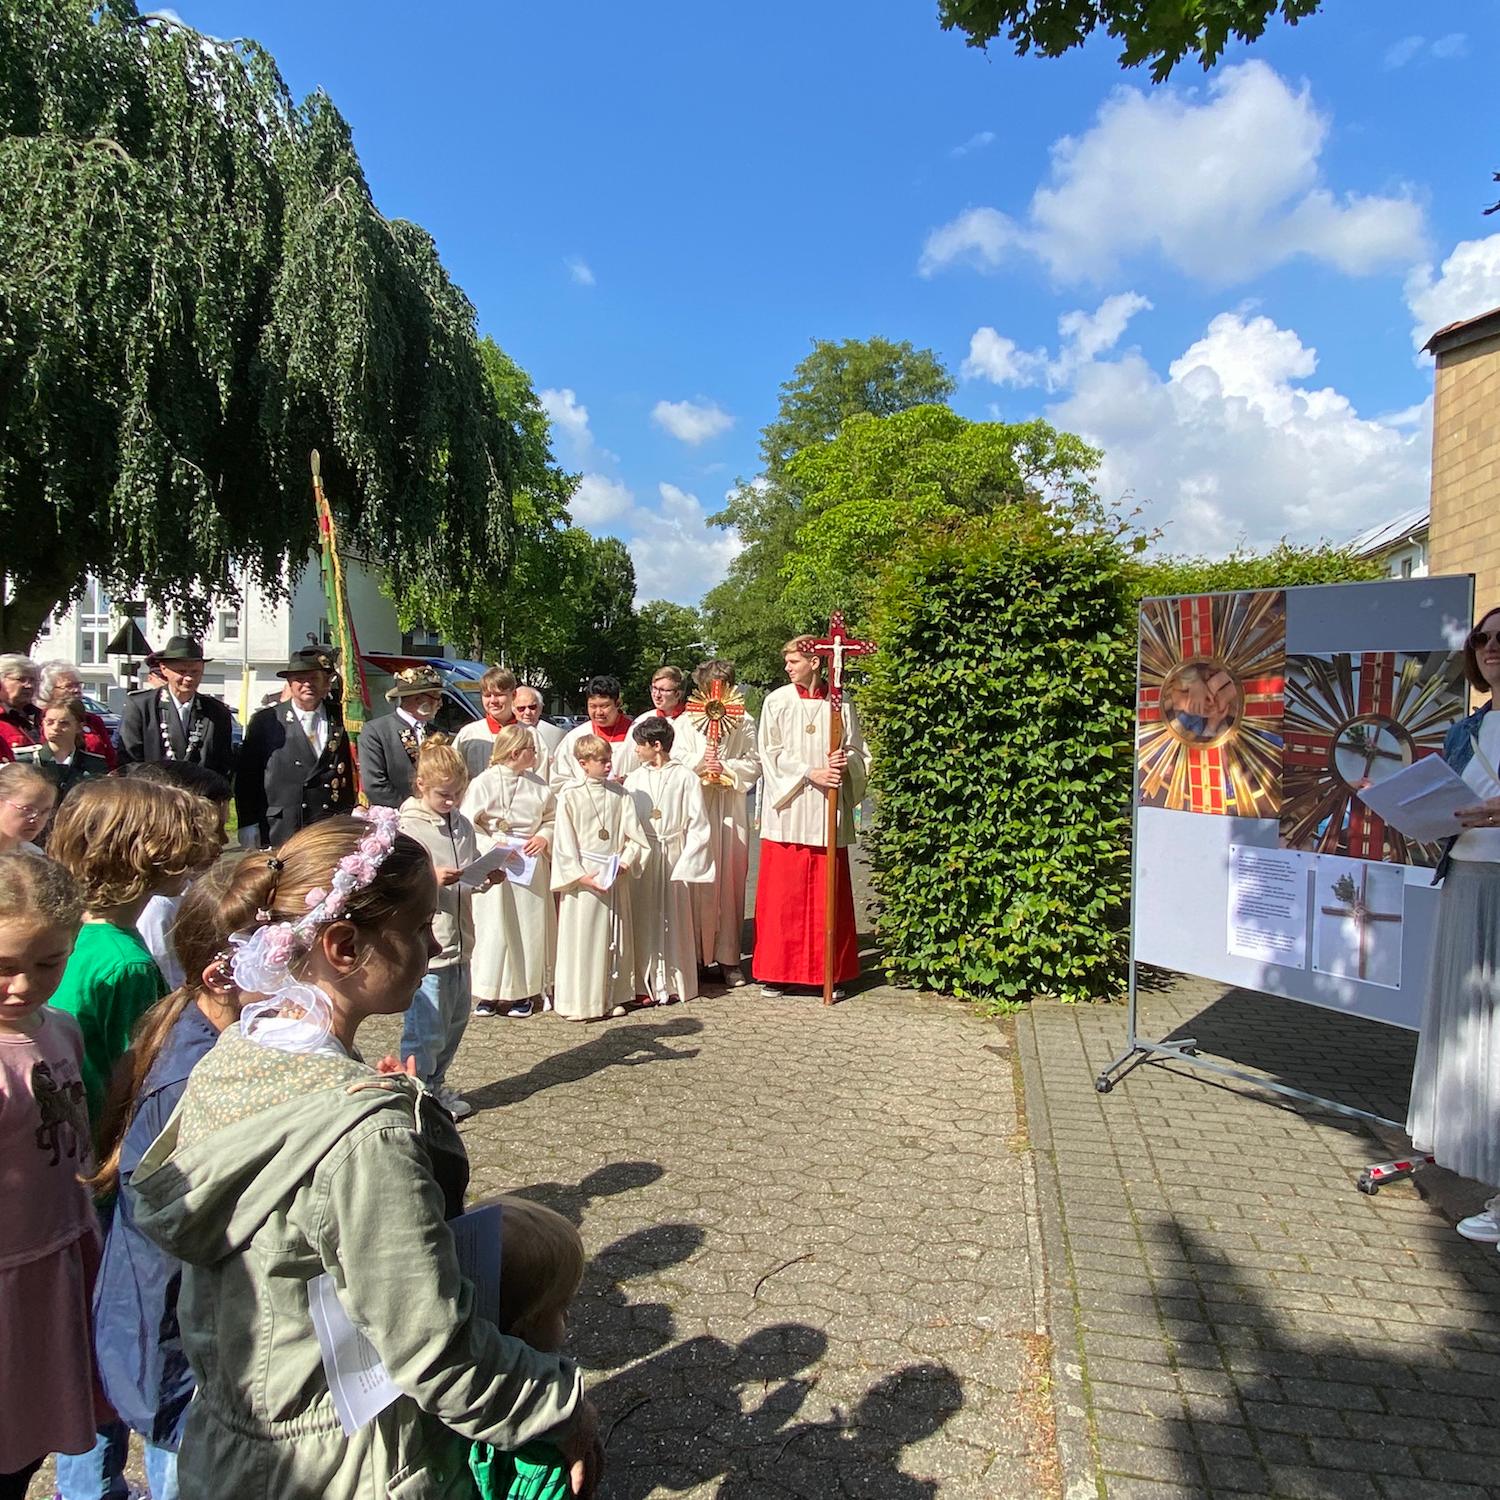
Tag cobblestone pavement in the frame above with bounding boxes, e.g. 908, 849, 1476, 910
1021, 977, 1500, 1500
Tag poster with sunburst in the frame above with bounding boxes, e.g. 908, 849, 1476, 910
1137, 591, 1286, 818
1280, 650, 1466, 865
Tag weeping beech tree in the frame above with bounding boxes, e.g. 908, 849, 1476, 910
0, 0, 514, 649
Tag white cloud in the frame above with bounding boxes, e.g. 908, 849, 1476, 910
951, 130, 996, 158
540, 387, 590, 446
571, 472, 634, 527
1386, 33, 1468, 67
1043, 310, 1430, 554
651, 397, 735, 445
1431, 32, 1469, 59
1382, 35, 1425, 69
1404, 232, 1500, 349
963, 292, 1153, 391
566, 256, 596, 287
626, 485, 741, 603
921, 62, 1426, 285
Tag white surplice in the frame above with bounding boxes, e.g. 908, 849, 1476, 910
551, 719, 635, 791
758, 684, 868, 849
460, 766, 556, 1003
453, 718, 553, 784
681, 713, 761, 968
549, 779, 653, 1018
624, 759, 715, 1001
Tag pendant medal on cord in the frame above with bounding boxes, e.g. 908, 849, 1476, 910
584, 783, 610, 841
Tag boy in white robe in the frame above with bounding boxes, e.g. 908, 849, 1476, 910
462, 723, 557, 1019
550, 733, 652, 1021
453, 665, 554, 783
624, 718, 714, 1004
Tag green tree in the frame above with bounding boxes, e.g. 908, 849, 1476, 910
780, 405, 1106, 629
936, 0, 1325, 80
704, 337, 955, 685
0, 0, 514, 650
631, 599, 709, 707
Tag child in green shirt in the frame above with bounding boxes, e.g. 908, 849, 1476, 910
471, 1198, 591, 1500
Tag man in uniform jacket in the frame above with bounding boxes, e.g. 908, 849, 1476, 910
235, 648, 356, 849
359, 664, 445, 808
120, 636, 236, 777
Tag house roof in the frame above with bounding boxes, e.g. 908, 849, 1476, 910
1348, 505, 1429, 557
1424, 305, 1500, 357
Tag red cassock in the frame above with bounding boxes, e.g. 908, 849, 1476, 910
753, 839, 859, 986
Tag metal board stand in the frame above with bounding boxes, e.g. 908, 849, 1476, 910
1092, 604, 1408, 1138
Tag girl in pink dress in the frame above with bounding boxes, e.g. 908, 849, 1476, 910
0, 849, 105, 1499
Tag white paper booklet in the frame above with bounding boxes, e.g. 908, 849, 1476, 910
1355, 755, 1479, 846
458, 840, 536, 891
581, 851, 621, 890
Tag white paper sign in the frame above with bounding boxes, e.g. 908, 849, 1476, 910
1312, 855, 1405, 990
1354, 755, 1477, 846
1227, 845, 1309, 968
308, 1274, 401, 1436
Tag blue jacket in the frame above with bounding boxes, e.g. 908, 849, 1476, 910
93, 1003, 221, 1447
1434, 700, 1494, 884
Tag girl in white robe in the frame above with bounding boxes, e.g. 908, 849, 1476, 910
624, 719, 715, 1003
550, 735, 653, 1020
461, 725, 556, 1016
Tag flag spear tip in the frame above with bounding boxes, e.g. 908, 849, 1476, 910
310, 450, 321, 479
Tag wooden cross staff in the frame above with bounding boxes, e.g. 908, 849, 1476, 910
809, 611, 875, 1005
1320, 867, 1401, 982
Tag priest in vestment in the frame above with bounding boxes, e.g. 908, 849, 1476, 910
752, 637, 867, 997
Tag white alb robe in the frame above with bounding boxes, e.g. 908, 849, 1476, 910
551, 719, 634, 791
461, 767, 556, 1003
758, 684, 868, 848
550, 779, 653, 1018
683, 712, 761, 968
453, 718, 553, 784
624, 760, 715, 1001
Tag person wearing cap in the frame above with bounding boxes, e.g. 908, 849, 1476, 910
120, 636, 236, 777
234, 647, 356, 849
359, 665, 446, 809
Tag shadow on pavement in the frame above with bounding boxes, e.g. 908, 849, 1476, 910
467, 1016, 704, 1112
570, 1222, 708, 1372
1140, 1218, 1500, 1495
505, 1160, 668, 1227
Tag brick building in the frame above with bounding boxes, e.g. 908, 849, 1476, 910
1425, 306, 1500, 611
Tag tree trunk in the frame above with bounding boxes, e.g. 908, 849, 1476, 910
0, 558, 78, 655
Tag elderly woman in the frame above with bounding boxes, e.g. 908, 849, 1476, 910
39, 659, 119, 769
1408, 606, 1500, 1243
0, 653, 41, 758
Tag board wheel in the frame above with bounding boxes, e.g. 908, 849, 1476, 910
1095, 1075, 1114, 1094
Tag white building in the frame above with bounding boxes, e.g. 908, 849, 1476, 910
33, 556, 447, 717
1348, 506, 1429, 580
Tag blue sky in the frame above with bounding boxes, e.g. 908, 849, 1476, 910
163, 1, 1500, 603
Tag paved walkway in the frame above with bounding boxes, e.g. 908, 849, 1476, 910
1020, 978, 1500, 1500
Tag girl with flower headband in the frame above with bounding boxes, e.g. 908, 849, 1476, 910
127, 812, 600, 1500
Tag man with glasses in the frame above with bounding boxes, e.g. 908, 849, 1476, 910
636, 665, 703, 768
0, 654, 42, 759
513, 685, 564, 756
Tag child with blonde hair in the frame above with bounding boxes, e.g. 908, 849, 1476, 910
550, 734, 652, 1021
470, 1197, 589, 1500
0, 761, 56, 855
464, 723, 557, 1020
400, 735, 489, 1119
0, 851, 102, 1499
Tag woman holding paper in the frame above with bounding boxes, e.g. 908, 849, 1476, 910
128, 811, 601, 1500
1408, 607, 1500, 1241
464, 725, 558, 1020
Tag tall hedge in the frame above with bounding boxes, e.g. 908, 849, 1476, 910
862, 523, 1379, 1008
863, 510, 1138, 1004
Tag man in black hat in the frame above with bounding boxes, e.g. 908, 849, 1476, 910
358, 664, 446, 808
120, 636, 236, 777
235, 647, 356, 849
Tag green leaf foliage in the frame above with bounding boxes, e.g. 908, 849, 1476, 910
865, 508, 1137, 1006
935, 0, 1325, 81
1129, 539, 1383, 601
0, 0, 515, 649
631, 600, 710, 708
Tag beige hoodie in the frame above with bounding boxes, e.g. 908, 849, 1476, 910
399, 796, 478, 967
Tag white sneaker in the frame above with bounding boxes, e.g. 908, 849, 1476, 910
1458, 1210, 1500, 1243
437, 1089, 472, 1121
759, 983, 785, 998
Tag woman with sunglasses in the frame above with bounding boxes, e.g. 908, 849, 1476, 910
1408, 609, 1500, 1244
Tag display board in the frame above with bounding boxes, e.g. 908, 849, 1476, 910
1132, 577, 1475, 1031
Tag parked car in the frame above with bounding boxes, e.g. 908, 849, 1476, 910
357, 654, 483, 736
548, 715, 582, 731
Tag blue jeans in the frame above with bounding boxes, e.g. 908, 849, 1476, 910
400, 965, 472, 1092
55, 1423, 178, 1499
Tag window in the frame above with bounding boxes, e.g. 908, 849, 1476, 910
218, 607, 240, 642
80, 576, 111, 668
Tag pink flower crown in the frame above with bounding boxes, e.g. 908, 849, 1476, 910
230, 805, 403, 1000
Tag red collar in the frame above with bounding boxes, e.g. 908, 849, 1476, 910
794, 684, 827, 700
656, 704, 684, 719
485, 713, 516, 734
593, 715, 633, 741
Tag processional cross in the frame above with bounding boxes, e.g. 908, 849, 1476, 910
685, 679, 747, 788
808, 612, 876, 1006
1319, 867, 1402, 982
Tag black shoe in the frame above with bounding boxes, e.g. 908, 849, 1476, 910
473, 1000, 499, 1018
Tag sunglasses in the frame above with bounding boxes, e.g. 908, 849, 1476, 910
1470, 630, 1500, 650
